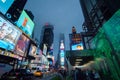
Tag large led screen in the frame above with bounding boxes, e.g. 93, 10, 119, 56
60, 50, 64, 57
0, 0, 14, 14
14, 34, 30, 56
16, 10, 34, 37
0, 15, 21, 51
72, 42, 84, 50
28, 43, 37, 56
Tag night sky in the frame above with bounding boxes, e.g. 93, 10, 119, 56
24, 0, 84, 61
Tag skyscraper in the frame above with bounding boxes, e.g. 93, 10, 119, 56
40, 23, 54, 56
59, 33, 65, 68
40, 23, 54, 68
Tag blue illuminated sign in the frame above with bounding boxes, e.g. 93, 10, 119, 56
72, 42, 84, 50
0, 0, 14, 14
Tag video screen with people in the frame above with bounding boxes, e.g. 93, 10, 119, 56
28, 43, 37, 56
0, 15, 21, 51
14, 34, 30, 56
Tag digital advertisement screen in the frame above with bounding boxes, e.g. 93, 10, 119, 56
15, 34, 30, 56
0, 0, 14, 14
72, 42, 84, 50
60, 50, 64, 57
69, 33, 82, 44
16, 10, 34, 37
0, 15, 21, 51
60, 40, 64, 50
43, 44, 47, 55
29, 43, 37, 56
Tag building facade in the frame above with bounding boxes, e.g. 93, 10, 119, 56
80, 0, 120, 79
58, 33, 65, 68
40, 24, 54, 55
40, 23, 54, 68
80, 0, 120, 49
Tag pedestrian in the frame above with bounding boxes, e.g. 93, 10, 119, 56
92, 70, 101, 80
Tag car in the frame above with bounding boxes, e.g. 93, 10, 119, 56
1, 68, 33, 80
33, 70, 43, 77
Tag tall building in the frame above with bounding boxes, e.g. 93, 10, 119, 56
40, 24, 54, 54
79, 0, 120, 48
5, 0, 27, 22
40, 23, 54, 68
58, 33, 65, 68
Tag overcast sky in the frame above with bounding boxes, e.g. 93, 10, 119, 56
24, 0, 84, 61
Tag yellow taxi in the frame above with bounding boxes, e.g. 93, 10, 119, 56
33, 70, 43, 77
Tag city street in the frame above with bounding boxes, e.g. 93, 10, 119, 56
0, 0, 120, 80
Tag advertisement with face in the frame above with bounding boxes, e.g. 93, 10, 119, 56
72, 42, 84, 50
0, 15, 21, 51
16, 10, 34, 37
15, 34, 30, 56
0, 0, 14, 14
29, 44, 37, 56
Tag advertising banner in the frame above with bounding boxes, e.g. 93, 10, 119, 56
0, 14, 21, 51
16, 10, 34, 37
43, 44, 47, 55
14, 34, 30, 56
72, 42, 84, 50
28, 43, 37, 56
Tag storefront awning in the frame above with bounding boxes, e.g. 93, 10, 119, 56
66, 49, 95, 66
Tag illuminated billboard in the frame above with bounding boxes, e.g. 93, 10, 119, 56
60, 40, 64, 50
0, 14, 21, 51
60, 50, 64, 57
43, 44, 47, 55
14, 34, 30, 56
28, 43, 37, 56
60, 50, 64, 66
16, 10, 34, 36
69, 33, 82, 44
0, 0, 14, 14
72, 42, 84, 50
69, 33, 84, 50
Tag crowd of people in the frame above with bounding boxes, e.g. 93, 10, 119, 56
57, 68, 101, 80
71, 68, 101, 80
